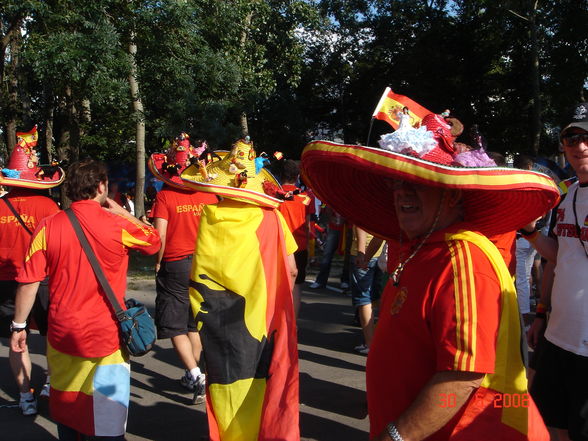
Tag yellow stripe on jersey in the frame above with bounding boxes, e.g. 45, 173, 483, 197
25, 226, 47, 262
448, 240, 477, 371
121, 229, 151, 248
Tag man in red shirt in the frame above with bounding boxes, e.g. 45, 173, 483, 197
149, 134, 218, 403
0, 127, 63, 415
278, 160, 311, 318
11, 159, 160, 440
301, 113, 559, 440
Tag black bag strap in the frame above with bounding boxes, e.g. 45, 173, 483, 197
65, 208, 127, 322
2, 197, 33, 235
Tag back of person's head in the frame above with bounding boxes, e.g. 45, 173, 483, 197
281, 159, 300, 184
486, 151, 506, 166
513, 154, 534, 170
65, 159, 108, 201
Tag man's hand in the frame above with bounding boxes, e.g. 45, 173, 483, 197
527, 317, 547, 349
355, 252, 368, 269
103, 197, 130, 216
10, 330, 28, 353
521, 217, 541, 233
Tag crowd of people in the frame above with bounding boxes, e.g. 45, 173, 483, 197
0, 102, 587, 441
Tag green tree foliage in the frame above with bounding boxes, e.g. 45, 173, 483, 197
1, 0, 587, 172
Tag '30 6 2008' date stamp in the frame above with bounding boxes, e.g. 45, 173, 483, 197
438, 393, 530, 408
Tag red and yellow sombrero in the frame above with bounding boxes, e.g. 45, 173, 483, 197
301, 115, 560, 240
181, 138, 283, 208
0, 126, 65, 189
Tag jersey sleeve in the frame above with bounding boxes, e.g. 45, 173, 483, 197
16, 220, 49, 283
118, 214, 161, 255
275, 210, 298, 255
430, 240, 500, 374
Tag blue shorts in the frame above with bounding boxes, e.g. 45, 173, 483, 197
351, 257, 383, 307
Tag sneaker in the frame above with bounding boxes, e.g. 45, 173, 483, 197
39, 382, 50, 398
19, 390, 37, 416
192, 374, 206, 405
180, 370, 197, 391
340, 282, 349, 290
354, 344, 369, 355
309, 282, 324, 289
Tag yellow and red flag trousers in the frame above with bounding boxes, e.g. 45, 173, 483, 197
190, 199, 299, 441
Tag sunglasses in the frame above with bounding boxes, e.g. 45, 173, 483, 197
562, 133, 588, 147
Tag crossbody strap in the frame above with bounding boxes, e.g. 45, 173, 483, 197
65, 208, 127, 322
2, 197, 33, 235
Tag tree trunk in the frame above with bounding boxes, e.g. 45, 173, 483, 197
240, 112, 249, 137
238, 10, 254, 138
128, 34, 146, 218
46, 109, 54, 162
5, 28, 22, 150
529, 0, 541, 155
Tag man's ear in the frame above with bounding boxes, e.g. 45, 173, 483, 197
447, 189, 463, 208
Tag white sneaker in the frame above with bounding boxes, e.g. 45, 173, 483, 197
354, 344, 369, 355
19, 390, 37, 416
192, 374, 206, 405
180, 369, 197, 391
340, 282, 349, 290
40, 382, 50, 398
309, 282, 324, 289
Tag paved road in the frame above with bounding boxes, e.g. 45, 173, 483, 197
0, 261, 370, 440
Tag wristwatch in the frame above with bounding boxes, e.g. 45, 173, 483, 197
386, 422, 404, 441
10, 322, 26, 333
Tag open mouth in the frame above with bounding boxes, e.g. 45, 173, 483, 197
399, 203, 419, 213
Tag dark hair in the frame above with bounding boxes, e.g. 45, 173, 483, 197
513, 154, 534, 170
65, 159, 108, 201
281, 159, 300, 184
487, 151, 506, 166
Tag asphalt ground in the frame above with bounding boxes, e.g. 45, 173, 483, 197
0, 257, 370, 441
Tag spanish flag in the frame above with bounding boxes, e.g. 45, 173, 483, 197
16, 125, 39, 148
48, 344, 130, 437
372, 87, 431, 130
190, 199, 299, 441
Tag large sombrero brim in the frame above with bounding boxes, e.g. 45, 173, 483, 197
148, 153, 189, 190
0, 168, 64, 189
301, 140, 560, 240
180, 151, 283, 208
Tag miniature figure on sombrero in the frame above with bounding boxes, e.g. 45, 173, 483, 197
181, 138, 288, 208
0, 126, 65, 189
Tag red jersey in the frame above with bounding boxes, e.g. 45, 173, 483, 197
367, 223, 547, 440
0, 188, 60, 280
150, 186, 217, 261
17, 200, 161, 358
278, 184, 311, 250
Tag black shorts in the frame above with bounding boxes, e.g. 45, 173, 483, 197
530, 339, 588, 440
155, 257, 197, 339
0, 279, 49, 338
294, 250, 308, 285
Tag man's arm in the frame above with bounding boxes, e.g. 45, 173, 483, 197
10, 282, 41, 353
371, 371, 483, 441
521, 220, 558, 263
527, 259, 554, 349
287, 253, 298, 286
153, 217, 168, 273
103, 197, 152, 228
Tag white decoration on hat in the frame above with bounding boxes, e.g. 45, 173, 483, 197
573, 104, 587, 120
378, 126, 437, 157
